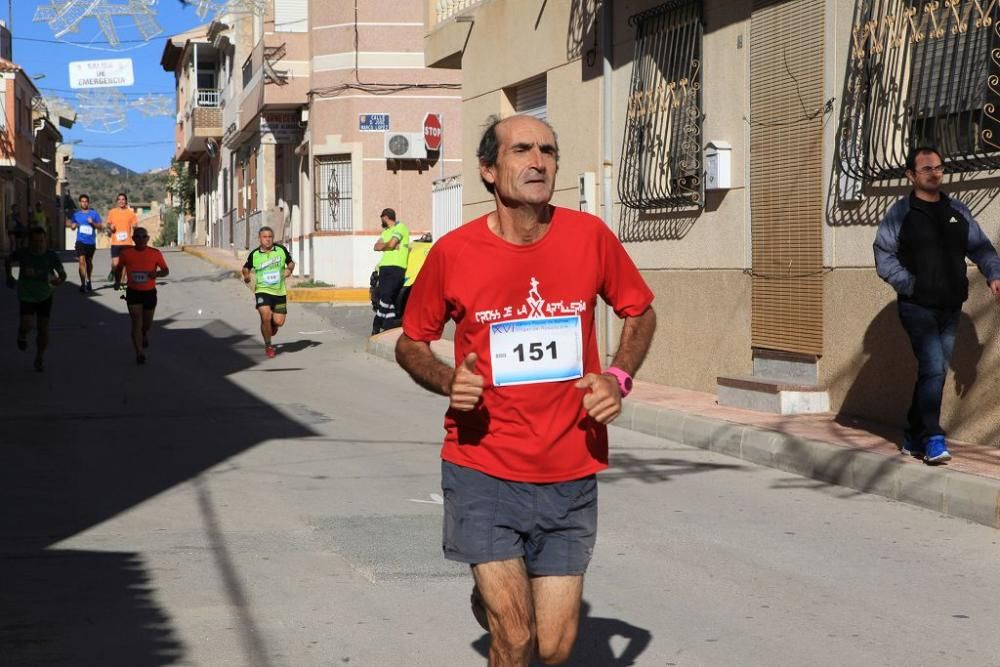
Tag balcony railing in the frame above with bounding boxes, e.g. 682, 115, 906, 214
196, 89, 221, 108
435, 0, 485, 24
185, 88, 222, 117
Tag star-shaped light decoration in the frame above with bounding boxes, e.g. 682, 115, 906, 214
43, 95, 78, 120
129, 94, 173, 117
187, 0, 266, 19
34, 0, 162, 48
76, 88, 128, 133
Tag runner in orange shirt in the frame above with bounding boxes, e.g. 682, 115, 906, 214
113, 227, 169, 364
106, 193, 138, 285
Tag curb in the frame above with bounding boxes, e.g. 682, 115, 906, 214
366, 333, 1000, 530
181, 245, 241, 276
288, 288, 369, 303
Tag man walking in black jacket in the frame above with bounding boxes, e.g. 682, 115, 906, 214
874, 146, 1000, 464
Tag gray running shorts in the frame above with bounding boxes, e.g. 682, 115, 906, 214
441, 460, 598, 576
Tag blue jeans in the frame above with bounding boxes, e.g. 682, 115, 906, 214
897, 301, 960, 442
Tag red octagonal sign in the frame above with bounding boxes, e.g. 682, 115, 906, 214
423, 113, 443, 152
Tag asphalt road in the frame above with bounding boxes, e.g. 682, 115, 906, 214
2, 249, 1000, 667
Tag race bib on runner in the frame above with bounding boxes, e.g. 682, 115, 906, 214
261, 270, 280, 285
130, 271, 149, 283
489, 315, 584, 387
78, 224, 93, 235
116, 231, 128, 241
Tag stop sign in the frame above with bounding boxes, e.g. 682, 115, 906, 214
423, 113, 443, 152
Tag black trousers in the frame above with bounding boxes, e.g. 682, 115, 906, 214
372, 265, 405, 334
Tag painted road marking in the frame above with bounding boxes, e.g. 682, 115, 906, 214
407, 493, 443, 505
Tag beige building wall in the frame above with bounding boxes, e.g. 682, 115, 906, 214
432, 0, 1000, 445
819, 0, 1000, 445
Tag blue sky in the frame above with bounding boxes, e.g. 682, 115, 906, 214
10, 1, 209, 173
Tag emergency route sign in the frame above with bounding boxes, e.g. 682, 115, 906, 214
69, 59, 135, 89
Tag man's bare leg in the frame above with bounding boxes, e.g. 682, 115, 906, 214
77, 256, 88, 286
271, 311, 286, 339
531, 575, 584, 665
33, 315, 50, 371
141, 308, 155, 348
473, 559, 535, 667
17, 313, 32, 348
128, 304, 145, 359
257, 305, 274, 346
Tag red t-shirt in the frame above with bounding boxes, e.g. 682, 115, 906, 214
120, 247, 167, 291
403, 207, 654, 483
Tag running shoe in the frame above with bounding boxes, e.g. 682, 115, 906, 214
16, 336, 26, 352
79, 284, 86, 293
900, 433, 924, 457
33, 357, 43, 372
136, 353, 146, 365
924, 435, 952, 464
86, 281, 93, 293
265, 345, 276, 359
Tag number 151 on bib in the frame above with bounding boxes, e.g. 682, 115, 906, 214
489, 315, 584, 387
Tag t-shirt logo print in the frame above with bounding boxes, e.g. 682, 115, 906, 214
527, 277, 545, 318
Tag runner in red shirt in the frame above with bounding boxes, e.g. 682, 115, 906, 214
113, 227, 169, 364
397, 115, 656, 666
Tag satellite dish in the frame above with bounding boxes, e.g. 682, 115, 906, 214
206, 138, 219, 159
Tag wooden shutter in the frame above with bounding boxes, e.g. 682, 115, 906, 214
237, 162, 245, 217
249, 148, 258, 212
749, 0, 825, 356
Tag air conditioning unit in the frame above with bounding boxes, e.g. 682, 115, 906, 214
384, 132, 427, 160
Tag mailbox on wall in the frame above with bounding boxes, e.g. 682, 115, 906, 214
704, 141, 732, 190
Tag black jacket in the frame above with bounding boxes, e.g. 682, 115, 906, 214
874, 192, 1000, 309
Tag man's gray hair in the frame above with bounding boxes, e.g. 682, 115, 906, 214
476, 114, 559, 195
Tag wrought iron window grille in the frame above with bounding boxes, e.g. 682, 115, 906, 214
619, 0, 705, 210
839, 0, 1000, 182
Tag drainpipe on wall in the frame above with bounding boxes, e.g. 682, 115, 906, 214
601, 0, 615, 367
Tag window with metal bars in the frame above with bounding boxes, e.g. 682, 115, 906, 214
839, 0, 1000, 181
618, 0, 704, 210
314, 155, 353, 232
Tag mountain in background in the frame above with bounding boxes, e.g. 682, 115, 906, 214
65, 158, 171, 214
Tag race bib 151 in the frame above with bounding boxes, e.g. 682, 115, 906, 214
489, 315, 584, 387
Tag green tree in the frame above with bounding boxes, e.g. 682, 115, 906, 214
166, 159, 195, 215
155, 208, 178, 247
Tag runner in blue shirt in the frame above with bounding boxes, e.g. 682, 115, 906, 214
65, 194, 103, 293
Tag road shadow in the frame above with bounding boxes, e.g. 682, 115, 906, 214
276, 338, 322, 354
471, 600, 651, 666
0, 279, 317, 665
602, 453, 744, 484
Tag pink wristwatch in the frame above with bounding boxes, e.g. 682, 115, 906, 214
603, 366, 633, 398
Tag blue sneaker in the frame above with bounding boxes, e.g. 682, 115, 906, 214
901, 433, 924, 457
924, 435, 952, 464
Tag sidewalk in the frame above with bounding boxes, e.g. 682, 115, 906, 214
367, 328, 1000, 530
182, 244, 369, 303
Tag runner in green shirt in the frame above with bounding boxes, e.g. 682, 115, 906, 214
242, 226, 295, 358
5, 226, 67, 371
372, 207, 409, 335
